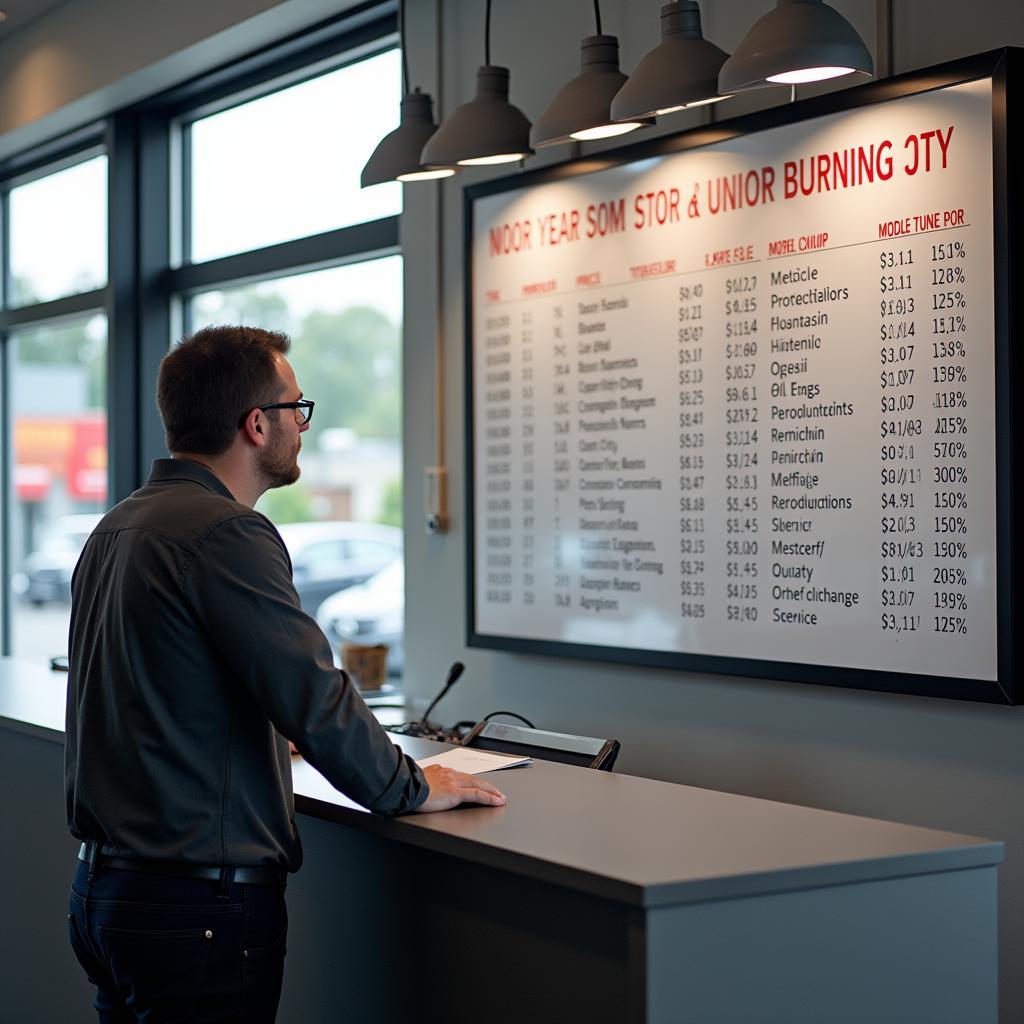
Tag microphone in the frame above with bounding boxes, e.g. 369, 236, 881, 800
383, 661, 466, 740
421, 661, 464, 727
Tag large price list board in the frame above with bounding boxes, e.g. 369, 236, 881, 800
467, 71, 1016, 701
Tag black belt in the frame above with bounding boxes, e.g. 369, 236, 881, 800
78, 843, 283, 886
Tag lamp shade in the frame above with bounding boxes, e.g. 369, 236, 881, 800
531, 35, 653, 148
420, 65, 533, 167
611, 2, 729, 120
718, 0, 873, 93
361, 90, 455, 185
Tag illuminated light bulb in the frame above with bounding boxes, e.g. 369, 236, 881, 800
457, 153, 529, 166
570, 122, 644, 141
766, 66, 855, 84
396, 168, 457, 181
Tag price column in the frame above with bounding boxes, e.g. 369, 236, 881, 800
878, 248, 923, 636
677, 282, 707, 623
929, 240, 971, 639
722, 273, 761, 626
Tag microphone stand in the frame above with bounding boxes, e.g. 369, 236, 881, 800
385, 661, 465, 740
421, 661, 464, 727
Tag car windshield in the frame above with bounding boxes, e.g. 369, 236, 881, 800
38, 533, 88, 554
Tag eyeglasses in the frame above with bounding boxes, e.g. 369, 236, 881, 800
258, 399, 315, 425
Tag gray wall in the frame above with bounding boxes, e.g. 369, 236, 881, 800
400, 3, 1024, 1022
0, 0, 1021, 1020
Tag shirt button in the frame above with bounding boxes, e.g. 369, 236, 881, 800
205, 930, 213, 940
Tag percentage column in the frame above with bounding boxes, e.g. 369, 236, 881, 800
879, 246, 922, 635
930, 240, 970, 637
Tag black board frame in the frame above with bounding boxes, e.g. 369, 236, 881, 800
464, 48, 1020, 705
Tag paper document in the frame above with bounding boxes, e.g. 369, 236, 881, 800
416, 747, 532, 774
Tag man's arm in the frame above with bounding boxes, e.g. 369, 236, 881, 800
183, 513, 503, 814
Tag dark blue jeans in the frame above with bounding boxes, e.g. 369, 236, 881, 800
68, 860, 287, 1023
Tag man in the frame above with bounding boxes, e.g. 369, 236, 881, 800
65, 325, 504, 1022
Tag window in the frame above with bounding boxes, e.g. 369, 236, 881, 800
1, 150, 110, 663
188, 49, 401, 263
189, 256, 404, 627
0, 14, 403, 683
9, 155, 108, 306
178, 39, 404, 682
7, 316, 108, 660
190, 257, 403, 533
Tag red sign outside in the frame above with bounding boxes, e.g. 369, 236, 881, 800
13, 414, 107, 503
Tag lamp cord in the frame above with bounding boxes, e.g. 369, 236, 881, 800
485, 0, 491, 65
399, 0, 409, 94
593, 0, 602, 35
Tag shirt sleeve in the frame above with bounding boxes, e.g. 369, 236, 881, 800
182, 512, 427, 816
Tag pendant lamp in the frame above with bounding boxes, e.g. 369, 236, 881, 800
361, 0, 455, 185
531, 1, 653, 147
610, 2, 730, 121
718, 0, 873, 93
420, 0, 532, 168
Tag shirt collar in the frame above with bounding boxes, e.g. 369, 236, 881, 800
148, 458, 237, 501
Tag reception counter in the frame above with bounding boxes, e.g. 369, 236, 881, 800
0, 657, 1003, 1023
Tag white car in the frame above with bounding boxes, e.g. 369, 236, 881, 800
316, 558, 404, 675
16, 513, 104, 605
276, 521, 401, 615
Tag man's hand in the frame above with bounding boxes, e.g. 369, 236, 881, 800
415, 765, 507, 813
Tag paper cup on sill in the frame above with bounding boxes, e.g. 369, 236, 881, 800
341, 642, 389, 692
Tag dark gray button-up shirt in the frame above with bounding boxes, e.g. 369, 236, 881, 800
65, 458, 427, 870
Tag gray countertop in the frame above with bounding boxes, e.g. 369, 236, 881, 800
1, 656, 1002, 909
0, 656, 67, 739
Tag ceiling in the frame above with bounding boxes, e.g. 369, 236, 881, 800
0, 0, 73, 40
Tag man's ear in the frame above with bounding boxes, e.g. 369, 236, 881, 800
241, 408, 267, 446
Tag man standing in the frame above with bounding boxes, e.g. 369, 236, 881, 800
65, 325, 504, 1022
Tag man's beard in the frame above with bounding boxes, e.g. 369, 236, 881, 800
257, 424, 301, 489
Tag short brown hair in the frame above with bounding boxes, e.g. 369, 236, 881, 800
157, 325, 291, 456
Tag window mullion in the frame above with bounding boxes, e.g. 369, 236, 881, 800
169, 217, 400, 295
107, 114, 140, 504
1, 190, 9, 655
0, 328, 9, 656
138, 111, 174, 477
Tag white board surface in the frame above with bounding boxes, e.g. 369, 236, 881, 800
471, 79, 997, 683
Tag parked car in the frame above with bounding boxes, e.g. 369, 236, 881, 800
316, 558, 404, 675
276, 520, 402, 615
15, 513, 104, 605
